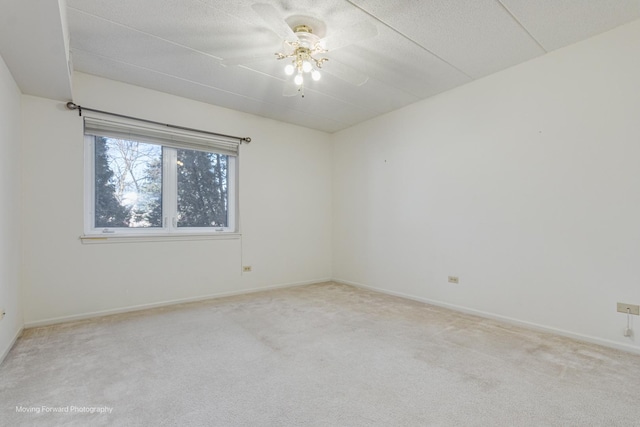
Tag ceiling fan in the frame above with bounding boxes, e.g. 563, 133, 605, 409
223, 3, 378, 97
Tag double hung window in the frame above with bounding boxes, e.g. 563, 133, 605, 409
84, 117, 238, 236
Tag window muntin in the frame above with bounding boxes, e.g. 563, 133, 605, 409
84, 122, 237, 236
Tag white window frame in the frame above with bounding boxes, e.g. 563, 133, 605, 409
83, 116, 239, 238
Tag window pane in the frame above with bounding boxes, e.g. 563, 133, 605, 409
177, 148, 229, 228
94, 137, 162, 228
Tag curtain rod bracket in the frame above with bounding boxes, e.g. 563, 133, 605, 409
64, 101, 250, 143
66, 101, 82, 116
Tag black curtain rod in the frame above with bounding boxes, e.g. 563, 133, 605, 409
66, 102, 251, 143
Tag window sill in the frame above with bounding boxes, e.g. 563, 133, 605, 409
80, 233, 241, 244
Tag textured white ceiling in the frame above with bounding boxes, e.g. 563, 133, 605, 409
2, 1, 640, 132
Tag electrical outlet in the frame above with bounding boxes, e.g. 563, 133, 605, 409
617, 303, 639, 315
242, 266, 252, 273
448, 276, 459, 284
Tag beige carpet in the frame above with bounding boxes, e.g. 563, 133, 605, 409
2, 282, 640, 426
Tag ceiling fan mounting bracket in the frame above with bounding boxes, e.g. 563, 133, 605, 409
293, 24, 312, 34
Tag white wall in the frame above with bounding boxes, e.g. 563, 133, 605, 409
0, 54, 23, 361
332, 20, 640, 353
21, 72, 332, 325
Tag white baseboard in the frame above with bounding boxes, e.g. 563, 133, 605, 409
24, 278, 331, 329
0, 326, 24, 366
333, 278, 640, 356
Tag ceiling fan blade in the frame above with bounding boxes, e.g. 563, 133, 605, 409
320, 21, 378, 51
252, 3, 297, 41
221, 52, 275, 66
323, 59, 369, 86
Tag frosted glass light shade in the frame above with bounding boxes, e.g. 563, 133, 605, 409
294, 74, 303, 85
284, 64, 294, 75
311, 70, 321, 81
302, 61, 312, 73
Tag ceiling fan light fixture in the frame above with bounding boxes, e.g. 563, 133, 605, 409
284, 64, 295, 75
274, 23, 330, 95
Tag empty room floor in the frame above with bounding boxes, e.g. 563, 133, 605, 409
2, 282, 640, 426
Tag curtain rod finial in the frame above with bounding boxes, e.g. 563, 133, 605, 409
244, 137, 251, 143
66, 102, 78, 110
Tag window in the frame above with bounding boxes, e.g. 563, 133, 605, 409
84, 116, 238, 236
